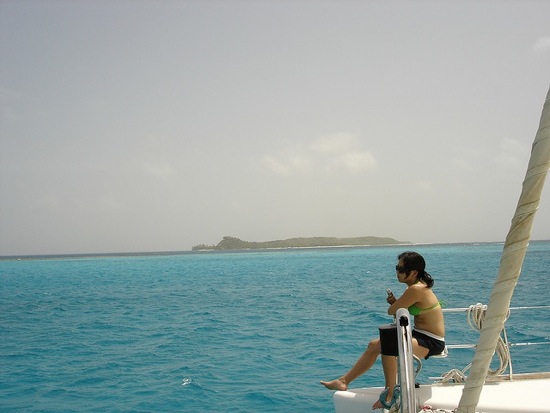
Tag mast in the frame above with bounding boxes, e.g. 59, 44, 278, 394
456, 87, 550, 412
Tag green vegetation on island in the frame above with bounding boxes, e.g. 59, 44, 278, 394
192, 236, 408, 251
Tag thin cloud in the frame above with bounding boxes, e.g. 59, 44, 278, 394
0, 86, 23, 120
330, 151, 377, 173
142, 161, 176, 178
493, 137, 528, 169
263, 133, 377, 176
98, 193, 126, 213
35, 194, 61, 212
533, 36, 550, 54
262, 156, 291, 176
452, 157, 475, 172
414, 180, 435, 194
311, 133, 358, 154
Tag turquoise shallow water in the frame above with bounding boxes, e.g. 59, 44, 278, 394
1, 242, 549, 412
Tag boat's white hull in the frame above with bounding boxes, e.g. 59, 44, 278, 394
333, 373, 550, 413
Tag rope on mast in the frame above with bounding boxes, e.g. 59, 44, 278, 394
456, 87, 550, 412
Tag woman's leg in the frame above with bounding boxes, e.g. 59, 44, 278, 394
371, 355, 397, 409
412, 339, 429, 359
372, 338, 429, 409
321, 338, 381, 391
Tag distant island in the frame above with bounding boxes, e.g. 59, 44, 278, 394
192, 236, 409, 251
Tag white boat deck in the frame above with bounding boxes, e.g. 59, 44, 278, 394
333, 373, 550, 413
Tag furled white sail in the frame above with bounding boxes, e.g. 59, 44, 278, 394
456, 87, 550, 412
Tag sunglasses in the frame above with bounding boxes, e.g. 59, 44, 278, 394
395, 265, 406, 273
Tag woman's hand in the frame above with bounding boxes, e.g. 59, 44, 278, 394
386, 292, 396, 305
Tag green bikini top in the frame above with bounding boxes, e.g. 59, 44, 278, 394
408, 301, 442, 316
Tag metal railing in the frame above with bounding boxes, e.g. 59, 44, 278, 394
389, 305, 550, 412
396, 308, 416, 413
435, 304, 550, 381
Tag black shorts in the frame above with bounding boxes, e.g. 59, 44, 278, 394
412, 329, 445, 359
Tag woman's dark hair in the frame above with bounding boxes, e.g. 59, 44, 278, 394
398, 251, 434, 288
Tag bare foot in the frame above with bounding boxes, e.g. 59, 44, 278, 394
320, 378, 347, 391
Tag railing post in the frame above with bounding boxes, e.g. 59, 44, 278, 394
396, 308, 416, 412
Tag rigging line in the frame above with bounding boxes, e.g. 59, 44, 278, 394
443, 304, 550, 313
446, 342, 550, 349
507, 305, 550, 310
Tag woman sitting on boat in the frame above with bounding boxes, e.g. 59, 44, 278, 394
321, 251, 446, 410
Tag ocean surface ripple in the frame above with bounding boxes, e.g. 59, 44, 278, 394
1, 242, 549, 412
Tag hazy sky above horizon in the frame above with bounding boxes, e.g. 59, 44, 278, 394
1, 1, 550, 255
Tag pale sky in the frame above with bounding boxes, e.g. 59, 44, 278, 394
1, 0, 550, 256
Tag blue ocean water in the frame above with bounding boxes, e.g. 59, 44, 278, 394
1, 242, 549, 413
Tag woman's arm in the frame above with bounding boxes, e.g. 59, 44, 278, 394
387, 286, 422, 315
